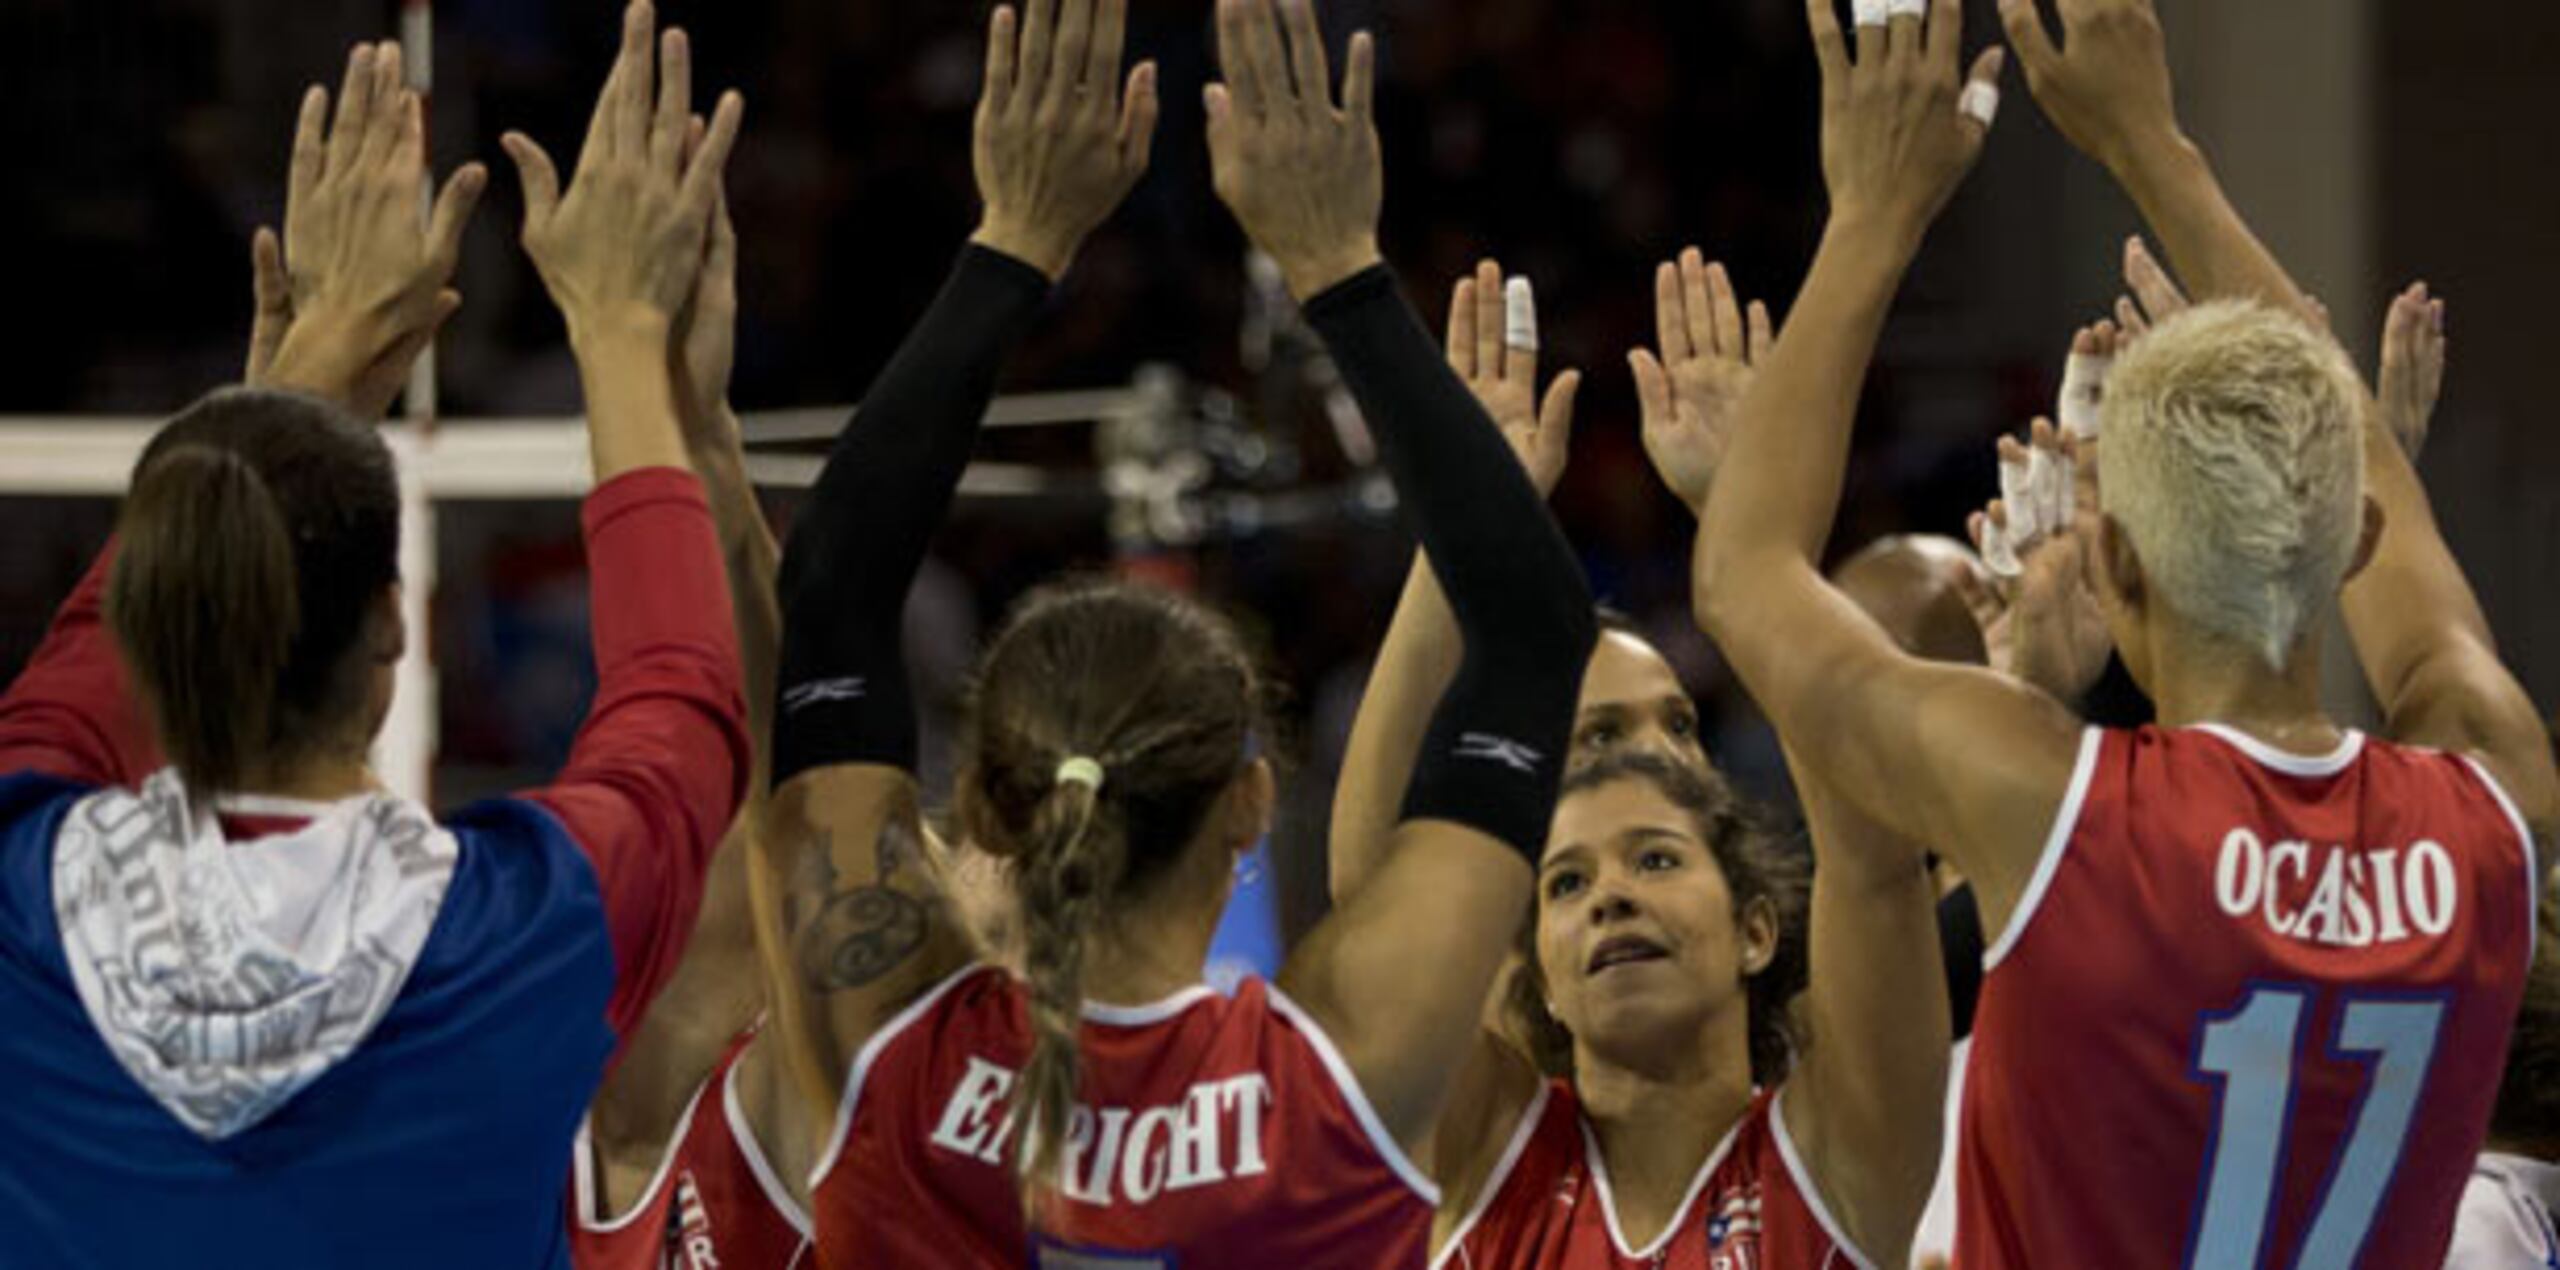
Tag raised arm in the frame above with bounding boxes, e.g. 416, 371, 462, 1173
1691, 0, 2080, 933
2340, 289, 2557, 827
0, 40, 484, 787
1780, 754, 1947, 1267
1326, 260, 1578, 902
1201, 0, 1596, 1149
2005, 0, 2555, 827
584, 177, 787, 1199
497, 0, 753, 1046
1622, 255, 1951, 1261
1997, 0, 2311, 319
750, 0, 1158, 1124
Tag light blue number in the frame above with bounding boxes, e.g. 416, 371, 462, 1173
2189, 988, 2308, 1267
2186, 988, 2448, 1270
2295, 999, 2445, 1265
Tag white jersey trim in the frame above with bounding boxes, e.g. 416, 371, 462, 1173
1427, 1081, 1554, 1270
574, 1074, 717, 1232
1581, 1096, 1748, 1261
1265, 983, 1445, 1208
2188, 722, 2366, 777
1768, 1088, 1882, 1270
1984, 725, 2104, 972
2455, 753, 2542, 939
724, 1047, 816, 1240
209, 791, 341, 819
1081, 985, 1219, 1027
809, 961, 996, 1189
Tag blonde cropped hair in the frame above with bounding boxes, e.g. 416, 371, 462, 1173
2098, 299, 2367, 669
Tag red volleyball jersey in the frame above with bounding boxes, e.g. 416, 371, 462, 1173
1435, 1082, 1872, 1270
572, 1032, 813, 1270
810, 965, 1438, 1268
1957, 725, 2539, 1268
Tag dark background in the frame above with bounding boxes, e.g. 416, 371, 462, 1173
3, 0, 2552, 938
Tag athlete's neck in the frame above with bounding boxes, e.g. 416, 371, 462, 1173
1077, 870, 1224, 1008
1570, 1017, 1755, 1244
230, 751, 382, 805
2143, 619, 2343, 757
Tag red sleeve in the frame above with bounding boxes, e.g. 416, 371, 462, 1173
521, 467, 751, 1054
0, 541, 162, 787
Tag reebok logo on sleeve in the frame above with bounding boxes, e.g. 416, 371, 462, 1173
782, 677, 867, 714
1454, 733, 1544, 775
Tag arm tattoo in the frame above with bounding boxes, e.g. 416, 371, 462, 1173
790, 819, 933, 992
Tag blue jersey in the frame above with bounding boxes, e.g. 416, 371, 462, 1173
0, 771, 617, 1268
0, 472, 747, 1268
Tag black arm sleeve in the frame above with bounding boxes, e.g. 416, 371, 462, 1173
1303, 266, 1597, 861
770, 245, 1051, 786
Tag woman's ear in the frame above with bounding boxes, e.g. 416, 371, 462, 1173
2096, 514, 2147, 614
1738, 895, 1780, 978
1223, 757, 1277, 856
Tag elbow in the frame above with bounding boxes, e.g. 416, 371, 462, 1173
1690, 547, 1746, 639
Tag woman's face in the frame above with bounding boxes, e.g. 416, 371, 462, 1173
1571, 632, 1706, 771
1534, 776, 1770, 1060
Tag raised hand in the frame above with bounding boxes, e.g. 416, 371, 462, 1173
2055, 316, 2121, 437
1956, 418, 2111, 700
1631, 248, 1773, 513
1444, 261, 1579, 496
1811, 0, 2006, 240
969, 0, 1160, 280
1997, 0, 2181, 172
2111, 234, 2188, 337
672, 158, 740, 445
1205, 0, 1383, 299
2377, 282, 2448, 460
500, 0, 742, 347
253, 42, 488, 419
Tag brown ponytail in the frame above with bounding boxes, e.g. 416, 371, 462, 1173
1010, 775, 1120, 1195
960, 577, 1273, 1213
106, 388, 401, 799
110, 446, 300, 799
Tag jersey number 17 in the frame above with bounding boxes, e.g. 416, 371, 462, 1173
2183, 984, 2448, 1269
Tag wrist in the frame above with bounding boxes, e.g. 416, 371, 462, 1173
2100, 123, 2200, 188
1820, 205, 1931, 262
1277, 238, 1384, 301
684, 403, 746, 460
567, 308, 674, 357
259, 322, 379, 411
970, 218, 1076, 281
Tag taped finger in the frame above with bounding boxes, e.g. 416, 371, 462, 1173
2059, 350, 2110, 438
1504, 276, 1539, 351
1959, 79, 2001, 129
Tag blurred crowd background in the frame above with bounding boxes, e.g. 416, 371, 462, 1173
5, 0, 2557, 939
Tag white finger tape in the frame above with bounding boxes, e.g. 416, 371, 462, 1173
1504, 276, 1538, 351
1959, 80, 2001, 129
1885, 0, 1927, 18
2026, 444, 2069, 533
1998, 447, 2042, 545
2053, 450, 2078, 528
2059, 352, 2111, 438
1852, 0, 1890, 26
1981, 519, 2022, 578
